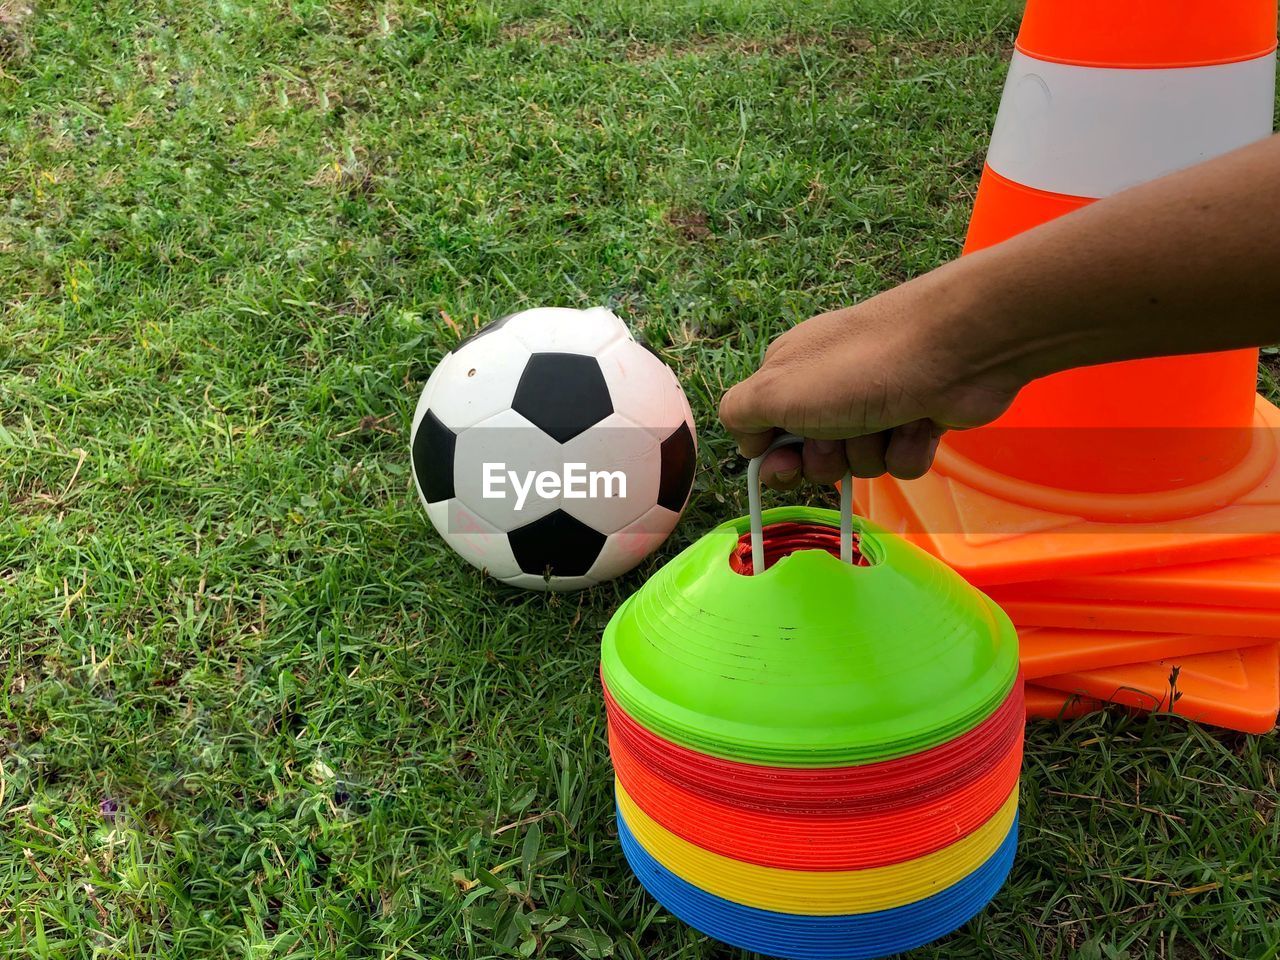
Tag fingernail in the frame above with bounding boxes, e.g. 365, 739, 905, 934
776, 468, 800, 482
813, 440, 839, 454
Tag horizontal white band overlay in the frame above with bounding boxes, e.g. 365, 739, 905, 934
987, 50, 1276, 199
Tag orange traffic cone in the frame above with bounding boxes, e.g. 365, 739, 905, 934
858, 1, 1280, 734
866, 0, 1280, 584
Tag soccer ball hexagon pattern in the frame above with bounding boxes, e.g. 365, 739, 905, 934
411, 307, 697, 591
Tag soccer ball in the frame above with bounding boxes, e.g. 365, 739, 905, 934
410, 306, 697, 591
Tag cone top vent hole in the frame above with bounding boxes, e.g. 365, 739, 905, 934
729, 521, 872, 575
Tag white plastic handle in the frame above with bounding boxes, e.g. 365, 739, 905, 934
746, 433, 854, 575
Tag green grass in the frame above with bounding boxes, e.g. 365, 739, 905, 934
2, 1, 1278, 957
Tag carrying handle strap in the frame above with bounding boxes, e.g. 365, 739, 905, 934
746, 433, 854, 575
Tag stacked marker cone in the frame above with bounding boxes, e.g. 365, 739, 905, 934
601, 509, 1023, 959
858, 0, 1280, 733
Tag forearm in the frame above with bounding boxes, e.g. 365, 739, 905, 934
928, 133, 1280, 385
721, 134, 1280, 484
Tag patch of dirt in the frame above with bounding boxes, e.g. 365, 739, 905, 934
664, 207, 711, 242
623, 30, 1005, 64
871, 34, 1009, 60
495, 21, 1007, 64
623, 33, 770, 62
307, 147, 379, 198
499, 19, 577, 45
0, 1, 35, 63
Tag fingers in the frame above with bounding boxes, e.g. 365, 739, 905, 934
843, 433, 889, 479
759, 447, 803, 490
844, 425, 944, 481
802, 439, 848, 484
730, 428, 777, 460
722, 367, 943, 483
740, 427, 944, 487
752, 441, 843, 490
884, 419, 944, 480
719, 376, 780, 458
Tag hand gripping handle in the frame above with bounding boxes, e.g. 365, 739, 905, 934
746, 433, 853, 575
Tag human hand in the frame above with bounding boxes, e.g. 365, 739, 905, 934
719, 262, 1032, 488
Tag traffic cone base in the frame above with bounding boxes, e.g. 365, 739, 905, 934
1025, 685, 1106, 721
854, 491, 1280, 638
988, 555, 1280, 608
934, 394, 1278, 521
1031, 643, 1280, 734
994, 595, 1280, 639
1018, 626, 1274, 679
858, 394, 1280, 586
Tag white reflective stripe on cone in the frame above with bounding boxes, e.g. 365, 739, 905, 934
987, 50, 1276, 199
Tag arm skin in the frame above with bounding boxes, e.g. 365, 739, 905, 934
720, 133, 1280, 488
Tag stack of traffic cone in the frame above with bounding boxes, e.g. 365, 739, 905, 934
601, 496, 1023, 958
857, 0, 1280, 733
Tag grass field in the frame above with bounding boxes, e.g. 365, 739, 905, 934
3, 1, 1279, 957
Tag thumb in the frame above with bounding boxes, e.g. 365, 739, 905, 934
719, 373, 780, 458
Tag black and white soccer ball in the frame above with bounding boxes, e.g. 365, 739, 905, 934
410, 306, 697, 591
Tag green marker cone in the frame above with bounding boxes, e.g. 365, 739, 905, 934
601, 505, 1019, 767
